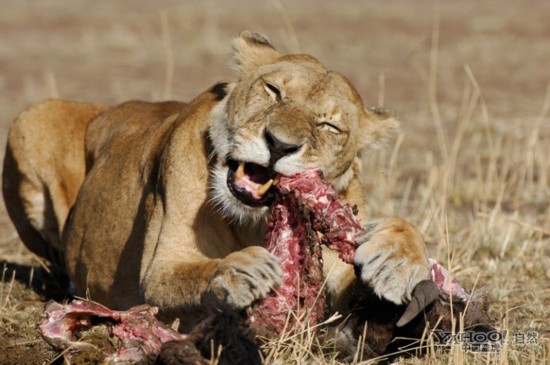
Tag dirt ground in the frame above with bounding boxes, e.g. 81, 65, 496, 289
1, 1, 549, 364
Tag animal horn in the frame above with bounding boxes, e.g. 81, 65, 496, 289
396, 280, 439, 328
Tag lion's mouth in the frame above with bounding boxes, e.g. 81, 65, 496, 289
226, 159, 280, 207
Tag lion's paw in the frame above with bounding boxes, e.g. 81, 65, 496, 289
354, 217, 429, 305
207, 246, 282, 309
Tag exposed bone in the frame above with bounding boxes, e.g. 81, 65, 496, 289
252, 169, 495, 359
249, 169, 358, 335
428, 258, 469, 300
39, 300, 188, 363
257, 179, 273, 196
236, 161, 245, 180
40, 299, 261, 365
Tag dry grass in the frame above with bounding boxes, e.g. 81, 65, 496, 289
0, 0, 549, 364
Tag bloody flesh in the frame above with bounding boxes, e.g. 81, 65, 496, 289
276, 169, 363, 264
248, 169, 474, 336
36, 171, 481, 359
39, 300, 187, 363
248, 169, 364, 334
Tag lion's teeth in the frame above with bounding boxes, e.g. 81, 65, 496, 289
273, 174, 281, 186
236, 162, 245, 180
257, 179, 274, 196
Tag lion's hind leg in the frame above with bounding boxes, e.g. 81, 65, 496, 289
2, 99, 107, 269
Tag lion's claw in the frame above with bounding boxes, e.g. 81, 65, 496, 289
207, 246, 282, 309
354, 218, 429, 305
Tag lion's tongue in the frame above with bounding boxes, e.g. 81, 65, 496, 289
235, 177, 269, 200
235, 162, 274, 199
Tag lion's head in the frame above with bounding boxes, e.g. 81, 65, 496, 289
209, 31, 397, 222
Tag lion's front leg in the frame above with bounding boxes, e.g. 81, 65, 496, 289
141, 246, 282, 314
353, 217, 429, 305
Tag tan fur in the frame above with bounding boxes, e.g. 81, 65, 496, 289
3, 31, 428, 330
3, 100, 108, 269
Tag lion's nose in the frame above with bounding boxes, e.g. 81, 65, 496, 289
264, 129, 301, 167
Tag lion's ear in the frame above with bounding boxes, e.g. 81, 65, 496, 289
358, 107, 399, 152
231, 30, 281, 75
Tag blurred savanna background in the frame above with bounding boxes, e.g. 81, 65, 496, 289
0, 0, 549, 363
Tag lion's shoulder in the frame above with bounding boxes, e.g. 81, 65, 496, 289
84, 100, 186, 170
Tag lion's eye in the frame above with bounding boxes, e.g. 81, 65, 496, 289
264, 83, 281, 101
318, 122, 341, 134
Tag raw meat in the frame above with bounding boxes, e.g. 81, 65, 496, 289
248, 169, 364, 335
39, 300, 261, 364
39, 299, 189, 364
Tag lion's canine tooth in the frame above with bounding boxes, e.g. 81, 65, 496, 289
236, 162, 245, 180
273, 174, 281, 186
257, 179, 274, 196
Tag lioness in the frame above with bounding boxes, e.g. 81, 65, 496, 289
3, 31, 429, 331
